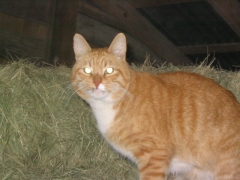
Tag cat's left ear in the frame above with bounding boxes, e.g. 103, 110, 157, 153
108, 33, 126, 61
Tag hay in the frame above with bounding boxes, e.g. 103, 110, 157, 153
0, 60, 239, 179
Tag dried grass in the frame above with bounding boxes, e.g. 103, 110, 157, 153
0, 59, 239, 179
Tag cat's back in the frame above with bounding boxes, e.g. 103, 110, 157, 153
129, 70, 240, 130
130, 70, 240, 108
157, 71, 220, 89
157, 71, 238, 102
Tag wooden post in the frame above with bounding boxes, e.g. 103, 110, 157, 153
49, 0, 79, 66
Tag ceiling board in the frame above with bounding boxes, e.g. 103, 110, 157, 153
78, 0, 240, 69
138, 1, 240, 46
90, 0, 191, 65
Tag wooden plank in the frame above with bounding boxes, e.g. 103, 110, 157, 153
92, 0, 191, 65
49, 0, 79, 66
0, 0, 53, 24
0, 1, 58, 64
128, 0, 202, 8
0, 11, 48, 61
0, 12, 48, 40
207, 0, 240, 37
0, 29, 46, 59
178, 42, 240, 54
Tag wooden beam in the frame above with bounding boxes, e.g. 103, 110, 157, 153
207, 0, 240, 37
128, 0, 202, 8
178, 42, 240, 54
49, 0, 79, 66
91, 0, 191, 65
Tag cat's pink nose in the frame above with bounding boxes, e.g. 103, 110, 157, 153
94, 80, 101, 88
93, 74, 102, 89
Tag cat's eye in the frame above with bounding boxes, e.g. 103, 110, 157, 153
83, 68, 92, 74
105, 68, 114, 74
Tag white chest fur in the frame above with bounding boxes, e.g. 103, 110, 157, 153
89, 100, 116, 134
89, 99, 136, 163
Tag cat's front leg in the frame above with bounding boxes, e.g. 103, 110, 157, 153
137, 150, 171, 180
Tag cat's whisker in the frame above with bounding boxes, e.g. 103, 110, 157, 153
110, 83, 133, 100
66, 84, 75, 93
66, 90, 77, 104
66, 83, 89, 104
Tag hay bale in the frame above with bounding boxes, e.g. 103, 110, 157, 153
0, 60, 239, 179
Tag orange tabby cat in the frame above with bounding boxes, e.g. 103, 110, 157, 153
71, 33, 240, 180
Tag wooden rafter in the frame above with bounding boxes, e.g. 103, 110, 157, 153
85, 0, 191, 65
178, 42, 240, 54
78, 1, 121, 31
207, 0, 240, 37
128, 0, 202, 8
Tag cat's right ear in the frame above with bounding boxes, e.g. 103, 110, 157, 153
108, 33, 127, 61
73, 34, 91, 60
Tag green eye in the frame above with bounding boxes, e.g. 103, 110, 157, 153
105, 68, 114, 74
84, 68, 92, 74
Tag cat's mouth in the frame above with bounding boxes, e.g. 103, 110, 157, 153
85, 83, 111, 99
92, 88, 105, 93
92, 83, 107, 93
87, 88, 108, 99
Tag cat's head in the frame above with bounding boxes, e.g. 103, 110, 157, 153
72, 33, 131, 103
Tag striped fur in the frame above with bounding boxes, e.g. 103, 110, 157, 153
72, 33, 240, 180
